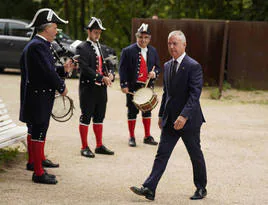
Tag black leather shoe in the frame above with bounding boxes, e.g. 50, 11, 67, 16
143, 136, 158, 145
95, 145, 114, 155
130, 186, 155, 201
43, 169, 56, 179
128, 137, 136, 147
42, 159, 59, 168
81, 146, 95, 158
26, 163, 34, 171
32, 173, 58, 184
26, 163, 57, 178
190, 188, 207, 200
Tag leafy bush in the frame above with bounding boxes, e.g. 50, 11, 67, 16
0, 147, 20, 170
222, 81, 232, 91
210, 88, 221, 99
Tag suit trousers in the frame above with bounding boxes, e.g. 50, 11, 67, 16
143, 124, 207, 192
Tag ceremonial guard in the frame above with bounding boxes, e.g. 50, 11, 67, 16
20, 8, 75, 184
119, 23, 161, 147
77, 17, 115, 158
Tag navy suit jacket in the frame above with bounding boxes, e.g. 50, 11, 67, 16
158, 54, 205, 130
119, 43, 161, 90
19, 36, 66, 124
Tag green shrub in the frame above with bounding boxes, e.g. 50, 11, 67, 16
222, 81, 232, 91
0, 147, 20, 170
210, 88, 221, 99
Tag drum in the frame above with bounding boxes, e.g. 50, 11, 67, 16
132, 88, 158, 112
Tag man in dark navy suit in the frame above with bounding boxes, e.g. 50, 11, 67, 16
20, 8, 76, 184
119, 23, 161, 147
130, 30, 207, 200
77, 17, 115, 158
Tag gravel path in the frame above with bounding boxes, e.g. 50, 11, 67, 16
0, 73, 267, 205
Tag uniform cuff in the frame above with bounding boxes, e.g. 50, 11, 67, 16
120, 82, 128, 88
57, 83, 66, 94
95, 73, 104, 83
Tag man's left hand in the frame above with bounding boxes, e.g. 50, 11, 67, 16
173, 115, 187, 130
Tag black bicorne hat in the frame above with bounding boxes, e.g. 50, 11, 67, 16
86, 17, 106, 30
137, 23, 150, 35
26, 8, 68, 28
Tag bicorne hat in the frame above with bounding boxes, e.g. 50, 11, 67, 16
26, 8, 68, 28
86, 17, 106, 30
137, 23, 150, 35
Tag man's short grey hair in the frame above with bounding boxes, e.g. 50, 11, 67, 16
36, 23, 53, 33
135, 32, 151, 38
168, 30, 186, 43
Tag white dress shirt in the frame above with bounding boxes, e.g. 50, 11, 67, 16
173, 52, 186, 72
137, 43, 148, 62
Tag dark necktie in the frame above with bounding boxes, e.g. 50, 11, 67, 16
171, 60, 178, 79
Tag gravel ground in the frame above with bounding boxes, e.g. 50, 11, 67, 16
0, 73, 267, 205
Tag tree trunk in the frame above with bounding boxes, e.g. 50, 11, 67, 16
64, 0, 70, 34
73, 0, 78, 39
80, 0, 85, 39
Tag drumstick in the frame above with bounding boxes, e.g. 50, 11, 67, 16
145, 66, 155, 88
127, 92, 135, 95
128, 91, 141, 98
62, 96, 66, 109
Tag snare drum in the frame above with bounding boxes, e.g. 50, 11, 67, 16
132, 88, 158, 112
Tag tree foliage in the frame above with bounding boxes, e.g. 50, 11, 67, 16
0, 0, 267, 54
